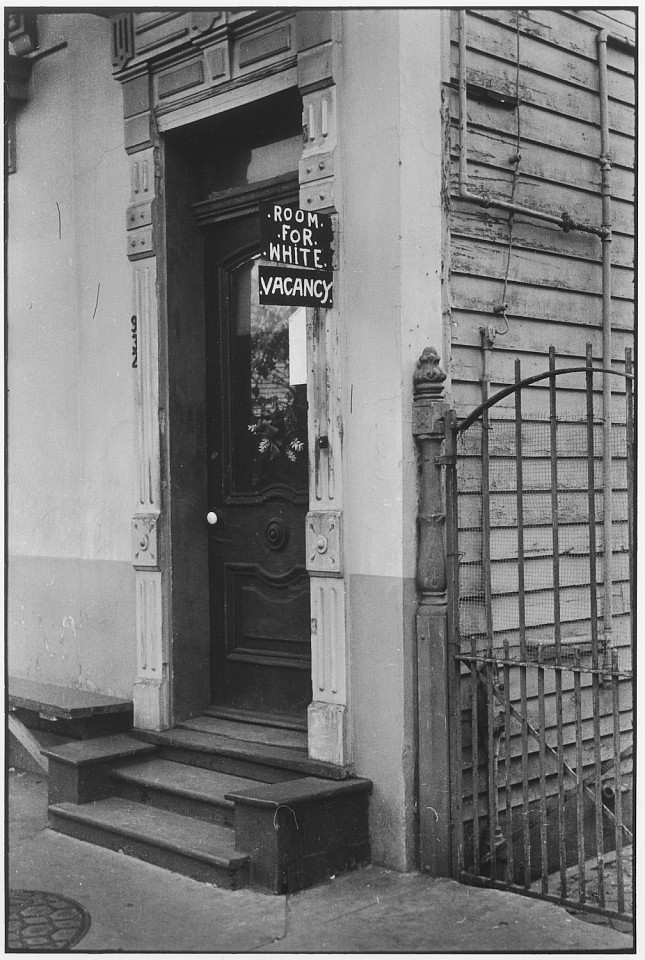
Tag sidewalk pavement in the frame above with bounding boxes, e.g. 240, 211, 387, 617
7, 770, 634, 953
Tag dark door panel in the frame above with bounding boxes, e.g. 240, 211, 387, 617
205, 193, 311, 719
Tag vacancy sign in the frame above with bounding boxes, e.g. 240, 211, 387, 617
258, 265, 333, 308
259, 201, 333, 308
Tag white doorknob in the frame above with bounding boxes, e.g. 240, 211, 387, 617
207, 511, 218, 525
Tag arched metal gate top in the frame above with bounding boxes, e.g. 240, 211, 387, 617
455, 365, 634, 435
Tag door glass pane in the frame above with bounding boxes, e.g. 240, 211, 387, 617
230, 257, 308, 494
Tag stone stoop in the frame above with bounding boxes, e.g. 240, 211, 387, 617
9, 678, 134, 740
44, 722, 372, 894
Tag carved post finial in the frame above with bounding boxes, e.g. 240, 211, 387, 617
414, 346, 447, 401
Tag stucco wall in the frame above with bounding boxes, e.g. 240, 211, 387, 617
8, 14, 135, 697
339, 9, 444, 869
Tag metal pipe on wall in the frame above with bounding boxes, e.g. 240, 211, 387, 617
596, 30, 614, 653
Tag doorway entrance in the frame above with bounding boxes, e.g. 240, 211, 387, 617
162, 89, 311, 727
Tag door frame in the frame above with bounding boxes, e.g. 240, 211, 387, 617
119, 13, 350, 766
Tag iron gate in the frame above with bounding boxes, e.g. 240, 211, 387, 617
445, 346, 634, 921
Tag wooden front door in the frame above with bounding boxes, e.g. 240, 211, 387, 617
204, 182, 311, 721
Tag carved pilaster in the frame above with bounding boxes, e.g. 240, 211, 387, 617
308, 577, 348, 767
413, 346, 452, 877
297, 17, 348, 766
123, 114, 169, 728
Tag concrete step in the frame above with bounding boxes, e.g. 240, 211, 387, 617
109, 757, 258, 827
48, 797, 250, 888
136, 723, 350, 782
225, 775, 373, 893
44, 723, 373, 893
179, 715, 308, 751
43, 734, 159, 805
204, 704, 307, 732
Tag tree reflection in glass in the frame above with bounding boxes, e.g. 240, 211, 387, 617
231, 257, 308, 493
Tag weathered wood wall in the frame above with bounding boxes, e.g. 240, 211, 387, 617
445, 7, 635, 413
443, 8, 635, 849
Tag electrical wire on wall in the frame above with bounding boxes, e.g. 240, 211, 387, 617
493, 10, 523, 337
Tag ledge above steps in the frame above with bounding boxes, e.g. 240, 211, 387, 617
9, 678, 133, 740
9, 678, 132, 719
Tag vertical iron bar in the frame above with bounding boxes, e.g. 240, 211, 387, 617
625, 348, 634, 652
480, 332, 497, 878
573, 650, 586, 904
486, 659, 497, 878
586, 345, 600, 668
597, 29, 614, 663
537, 650, 548, 893
514, 358, 530, 887
611, 648, 625, 914
445, 410, 464, 878
585, 347, 606, 907
592, 665, 606, 908
548, 346, 562, 659
469, 423, 481, 875
549, 347, 567, 900
503, 640, 514, 886
470, 650, 480, 873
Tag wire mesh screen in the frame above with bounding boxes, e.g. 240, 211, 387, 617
455, 407, 632, 677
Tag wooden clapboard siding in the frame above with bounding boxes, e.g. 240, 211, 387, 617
462, 726, 633, 791
481, 613, 632, 656
451, 237, 634, 302
461, 749, 633, 819
456, 490, 629, 530
460, 704, 632, 782
450, 92, 634, 170
449, 47, 635, 135
461, 10, 635, 98
452, 314, 634, 357
459, 521, 629, 564
449, 278, 634, 331
461, 707, 632, 761
444, 8, 635, 413
457, 456, 628, 493
459, 553, 630, 599
450, 129, 635, 204
459, 583, 630, 636
450, 209, 634, 268
456, 421, 628, 458
459, 658, 632, 706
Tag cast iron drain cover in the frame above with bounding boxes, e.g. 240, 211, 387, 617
8, 890, 91, 951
